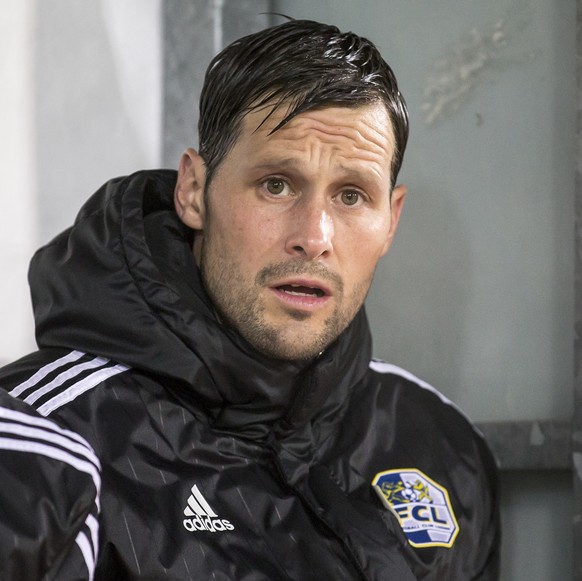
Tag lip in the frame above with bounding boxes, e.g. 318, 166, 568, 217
269, 277, 332, 310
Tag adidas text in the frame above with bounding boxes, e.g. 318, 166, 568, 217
183, 515, 234, 532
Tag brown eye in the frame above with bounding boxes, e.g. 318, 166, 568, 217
266, 178, 286, 195
341, 191, 360, 206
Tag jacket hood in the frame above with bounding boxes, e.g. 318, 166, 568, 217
29, 170, 373, 438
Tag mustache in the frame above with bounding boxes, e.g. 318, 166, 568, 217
256, 260, 344, 293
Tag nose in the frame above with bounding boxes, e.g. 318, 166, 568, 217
284, 198, 334, 260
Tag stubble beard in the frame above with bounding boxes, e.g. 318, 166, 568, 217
199, 245, 370, 361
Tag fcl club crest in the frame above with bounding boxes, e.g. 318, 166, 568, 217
372, 468, 459, 548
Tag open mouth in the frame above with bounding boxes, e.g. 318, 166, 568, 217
276, 284, 326, 298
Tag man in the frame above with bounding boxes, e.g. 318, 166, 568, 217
0, 19, 499, 580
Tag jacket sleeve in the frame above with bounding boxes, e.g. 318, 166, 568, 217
0, 391, 101, 580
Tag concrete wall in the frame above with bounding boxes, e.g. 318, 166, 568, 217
0, 1, 37, 363
0, 0, 162, 364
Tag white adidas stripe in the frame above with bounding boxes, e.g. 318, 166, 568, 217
0, 405, 101, 580
9, 350, 85, 398
85, 513, 99, 563
0, 421, 100, 473
75, 530, 96, 581
0, 405, 98, 457
369, 360, 479, 433
0, 437, 101, 502
370, 360, 457, 407
37, 363, 129, 416
24, 357, 109, 406
8, 351, 130, 417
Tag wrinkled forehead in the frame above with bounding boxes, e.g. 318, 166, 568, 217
241, 100, 396, 153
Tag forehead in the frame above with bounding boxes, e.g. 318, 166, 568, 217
234, 102, 396, 172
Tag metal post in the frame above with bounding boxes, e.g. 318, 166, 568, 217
162, 0, 271, 167
573, 1, 582, 578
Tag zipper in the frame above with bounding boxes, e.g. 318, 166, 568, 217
267, 441, 371, 581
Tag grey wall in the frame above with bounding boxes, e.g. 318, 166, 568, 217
35, 0, 163, 244
0, 0, 163, 362
163, 0, 270, 165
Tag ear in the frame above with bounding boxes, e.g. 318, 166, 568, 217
380, 184, 407, 256
174, 147, 207, 230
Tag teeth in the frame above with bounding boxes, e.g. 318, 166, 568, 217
284, 289, 311, 297
278, 284, 325, 297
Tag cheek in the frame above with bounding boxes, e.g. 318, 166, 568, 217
339, 225, 391, 288
367, 216, 393, 257
219, 208, 282, 265
344, 216, 391, 257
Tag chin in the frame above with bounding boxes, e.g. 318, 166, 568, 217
262, 346, 322, 362
254, 332, 332, 362
235, 311, 345, 361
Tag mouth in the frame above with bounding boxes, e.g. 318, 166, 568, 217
270, 279, 331, 310
276, 284, 326, 298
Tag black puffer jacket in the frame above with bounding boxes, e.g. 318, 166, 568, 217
0, 170, 500, 580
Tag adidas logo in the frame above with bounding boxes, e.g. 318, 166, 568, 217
183, 485, 234, 533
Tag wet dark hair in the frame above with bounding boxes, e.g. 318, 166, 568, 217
198, 19, 409, 189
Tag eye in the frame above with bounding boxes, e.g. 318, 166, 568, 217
264, 177, 289, 196
340, 190, 362, 206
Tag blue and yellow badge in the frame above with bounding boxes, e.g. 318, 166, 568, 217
372, 468, 459, 548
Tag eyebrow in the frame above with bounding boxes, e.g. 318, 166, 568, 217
253, 158, 378, 179
251, 158, 303, 172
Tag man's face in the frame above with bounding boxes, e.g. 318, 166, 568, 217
175, 102, 406, 360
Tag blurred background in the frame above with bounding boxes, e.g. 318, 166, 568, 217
1, 1, 577, 578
